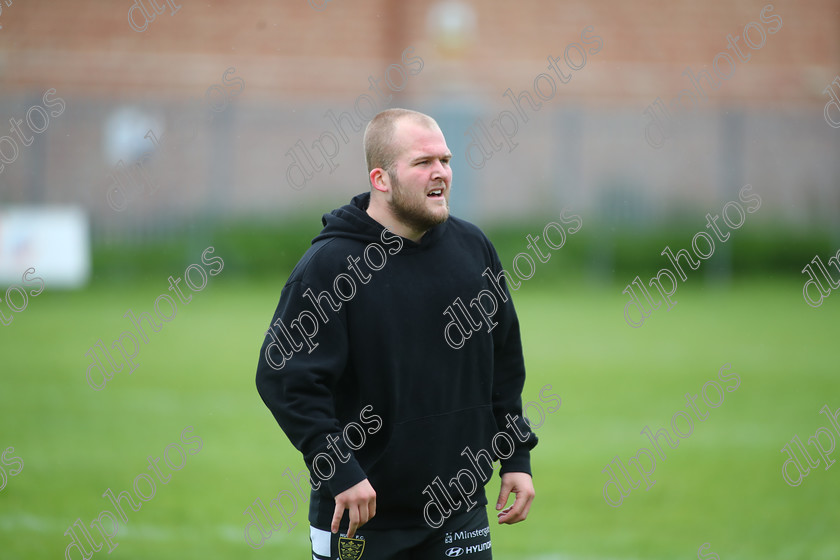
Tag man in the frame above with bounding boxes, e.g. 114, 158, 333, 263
255, 108, 536, 559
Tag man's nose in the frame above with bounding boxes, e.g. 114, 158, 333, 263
430, 160, 448, 180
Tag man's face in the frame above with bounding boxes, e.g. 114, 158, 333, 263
385, 119, 452, 235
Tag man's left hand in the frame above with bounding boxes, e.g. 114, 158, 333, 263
495, 472, 535, 525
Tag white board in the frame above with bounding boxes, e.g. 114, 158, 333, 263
0, 206, 91, 289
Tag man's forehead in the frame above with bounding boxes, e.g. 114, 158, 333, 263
393, 119, 450, 158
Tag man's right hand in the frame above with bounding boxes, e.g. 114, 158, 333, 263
331, 478, 377, 538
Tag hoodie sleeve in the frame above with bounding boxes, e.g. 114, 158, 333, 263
487, 246, 538, 476
255, 277, 368, 497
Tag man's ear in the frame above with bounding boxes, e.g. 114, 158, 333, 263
370, 168, 390, 193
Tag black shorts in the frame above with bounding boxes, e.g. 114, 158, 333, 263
310, 506, 493, 560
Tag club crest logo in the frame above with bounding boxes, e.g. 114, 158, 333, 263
339, 536, 365, 560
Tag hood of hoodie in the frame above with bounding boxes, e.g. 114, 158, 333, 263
312, 192, 449, 254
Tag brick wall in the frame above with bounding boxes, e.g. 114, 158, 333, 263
2, 0, 836, 102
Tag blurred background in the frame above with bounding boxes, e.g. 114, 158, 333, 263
1, 1, 838, 559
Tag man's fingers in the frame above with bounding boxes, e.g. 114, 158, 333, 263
331, 502, 345, 534
496, 483, 512, 510
498, 494, 523, 524
498, 488, 535, 524
509, 493, 528, 518
332, 479, 377, 537
519, 492, 534, 519
358, 501, 369, 531
347, 505, 360, 538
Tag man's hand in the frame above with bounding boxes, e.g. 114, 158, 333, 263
331, 478, 377, 538
496, 472, 535, 525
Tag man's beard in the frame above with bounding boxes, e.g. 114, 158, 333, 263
388, 171, 449, 234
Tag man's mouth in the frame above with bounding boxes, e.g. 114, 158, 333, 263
427, 188, 444, 199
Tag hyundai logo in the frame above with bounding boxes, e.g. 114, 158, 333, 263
445, 547, 464, 557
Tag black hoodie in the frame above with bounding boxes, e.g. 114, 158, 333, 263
255, 192, 537, 530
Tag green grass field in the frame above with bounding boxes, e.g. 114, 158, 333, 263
1, 274, 838, 559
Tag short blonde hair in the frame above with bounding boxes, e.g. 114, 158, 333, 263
363, 108, 440, 175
